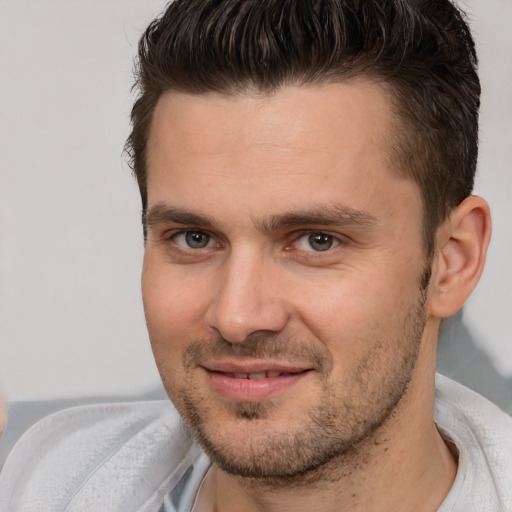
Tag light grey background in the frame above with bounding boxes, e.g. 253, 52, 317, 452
0, 0, 511, 403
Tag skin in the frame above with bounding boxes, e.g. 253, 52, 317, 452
142, 80, 490, 511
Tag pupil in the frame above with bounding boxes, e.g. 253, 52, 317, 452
309, 233, 332, 251
186, 231, 209, 248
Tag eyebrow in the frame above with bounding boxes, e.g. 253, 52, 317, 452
258, 206, 378, 232
144, 204, 217, 230
144, 203, 378, 233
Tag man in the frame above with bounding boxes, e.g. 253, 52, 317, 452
1, 0, 511, 510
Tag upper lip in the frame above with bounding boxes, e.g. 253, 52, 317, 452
201, 359, 311, 374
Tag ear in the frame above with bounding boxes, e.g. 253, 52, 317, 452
428, 196, 491, 318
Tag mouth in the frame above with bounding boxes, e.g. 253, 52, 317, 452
202, 362, 312, 401
217, 370, 301, 380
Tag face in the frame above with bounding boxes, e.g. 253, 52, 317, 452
142, 81, 431, 480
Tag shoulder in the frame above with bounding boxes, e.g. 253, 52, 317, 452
435, 373, 512, 442
434, 373, 512, 509
0, 400, 205, 512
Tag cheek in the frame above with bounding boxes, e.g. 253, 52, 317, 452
292, 264, 422, 352
141, 259, 212, 349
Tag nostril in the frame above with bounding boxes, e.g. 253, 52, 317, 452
205, 263, 290, 342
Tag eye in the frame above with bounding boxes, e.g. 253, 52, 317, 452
294, 232, 341, 252
172, 230, 216, 249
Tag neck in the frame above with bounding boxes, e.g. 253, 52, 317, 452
212, 336, 457, 512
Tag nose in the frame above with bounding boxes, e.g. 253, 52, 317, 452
205, 249, 290, 343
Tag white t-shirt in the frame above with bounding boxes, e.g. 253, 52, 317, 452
0, 374, 510, 511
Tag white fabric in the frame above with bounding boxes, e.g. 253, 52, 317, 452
0, 374, 510, 511
434, 374, 512, 511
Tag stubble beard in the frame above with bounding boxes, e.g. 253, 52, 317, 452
158, 284, 429, 486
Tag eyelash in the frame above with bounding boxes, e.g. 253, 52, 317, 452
292, 231, 342, 253
169, 230, 220, 251
166, 229, 345, 255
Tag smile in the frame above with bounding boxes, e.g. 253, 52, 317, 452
222, 371, 298, 379
204, 365, 311, 402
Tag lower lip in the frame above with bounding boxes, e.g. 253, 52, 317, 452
206, 370, 310, 402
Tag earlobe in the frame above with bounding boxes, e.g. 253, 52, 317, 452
428, 196, 491, 319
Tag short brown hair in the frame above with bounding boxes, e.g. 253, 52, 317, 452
126, 0, 480, 256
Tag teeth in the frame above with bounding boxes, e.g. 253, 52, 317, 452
230, 371, 285, 379
227, 371, 295, 379
249, 372, 266, 380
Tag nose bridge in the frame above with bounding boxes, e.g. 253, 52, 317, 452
206, 246, 289, 343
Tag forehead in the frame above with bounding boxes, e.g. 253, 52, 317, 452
145, 80, 420, 225
148, 79, 394, 164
